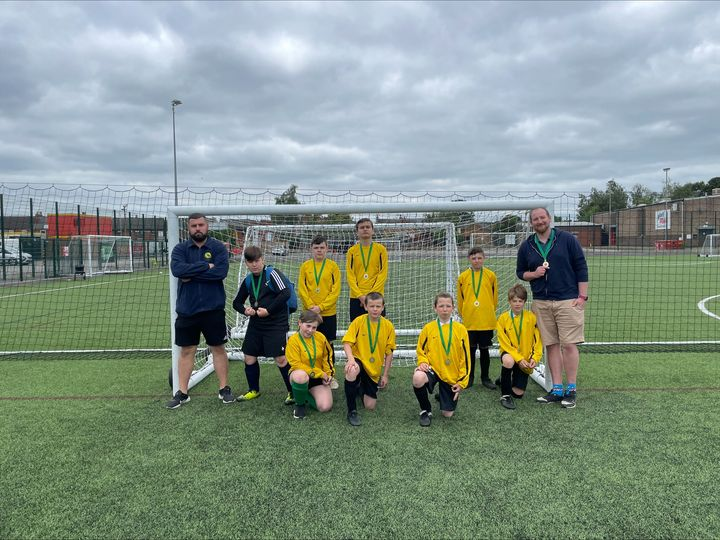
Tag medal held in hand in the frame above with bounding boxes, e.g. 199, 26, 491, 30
250, 273, 262, 310
534, 229, 555, 271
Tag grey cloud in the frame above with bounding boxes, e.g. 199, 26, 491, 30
0, 1, 718, 194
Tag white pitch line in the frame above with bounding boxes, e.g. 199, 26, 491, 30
697, 294, 720, 321
0, 273, 164, 300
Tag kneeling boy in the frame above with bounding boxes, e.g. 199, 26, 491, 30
342, 292, 396, 426
412, 293, 471, 427
286, 310, 335, 420
495, 284, 543, 410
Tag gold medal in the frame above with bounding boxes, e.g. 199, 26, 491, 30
473, 300, 480, 307
315, 287, 320, 293
363, 273, 369, 280
309, 371, 316, 378
369, 356, 375, 363
542, 261, 550, 269
445, 358, 451, 366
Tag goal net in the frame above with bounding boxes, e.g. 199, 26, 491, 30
236, 222, 458, 343
699, 234, 720, 257
166, 200, 548, 393
62, 235, 134, 277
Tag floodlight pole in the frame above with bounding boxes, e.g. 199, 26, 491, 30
171, 99, 182, 206
663, 168, 671, 242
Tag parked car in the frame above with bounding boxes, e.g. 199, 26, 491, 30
270, 246, 288, 256
1, 249, 32, 265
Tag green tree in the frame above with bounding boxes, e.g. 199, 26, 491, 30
275, 184, 300, 205
425, 210, 474, 226
666, 179, 717, 200
629, 184, 658, 206
490, 214, 522, 233
272, 185, 301, 225
577, 180, 628, 221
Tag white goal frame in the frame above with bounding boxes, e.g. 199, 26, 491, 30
67, 235, 134, 277
699, 234, 720, 257
167, 200, 554, 394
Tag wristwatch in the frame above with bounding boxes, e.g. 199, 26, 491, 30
578, 295, 589, 301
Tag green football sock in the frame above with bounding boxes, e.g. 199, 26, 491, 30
291, 381, 310, 406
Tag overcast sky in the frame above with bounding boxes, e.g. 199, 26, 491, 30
1, 0, 719, 195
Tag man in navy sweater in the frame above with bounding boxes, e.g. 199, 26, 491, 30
516, 207, 588, 409
167, 213, 233, 408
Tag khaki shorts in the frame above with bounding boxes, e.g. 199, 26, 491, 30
531, 299, 585, 346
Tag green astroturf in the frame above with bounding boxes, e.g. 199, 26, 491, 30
1, 354, 718, 539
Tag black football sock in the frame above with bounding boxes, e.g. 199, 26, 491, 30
344, 379, 358, 413
479, 348, 491, 380
278, 363, 292, 392
500, 366, 513, 396
245, 362, 260, 392
468, 348, 477, 385
413, 385, 432, 412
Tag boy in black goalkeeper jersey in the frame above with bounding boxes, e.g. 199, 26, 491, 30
233, 246, 293, 405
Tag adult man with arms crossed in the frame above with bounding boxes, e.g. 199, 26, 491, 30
516, 207, 588, 409
167, 213, 233, 408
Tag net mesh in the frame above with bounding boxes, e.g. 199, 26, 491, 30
1, 183, 719, 358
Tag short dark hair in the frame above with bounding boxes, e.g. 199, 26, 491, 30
311, 235, 327, 246
188, 213, 207, 221
355, 218, 374, 231
530, 207, 551, 220
244, 246, 263, 262
508, 283, 528, 301
365, 291, 384, 305
434, 292, 454, 307
468, 247, 484, 257
298, 310, 323, 325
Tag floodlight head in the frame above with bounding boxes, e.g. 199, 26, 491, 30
172, 99, 182, 107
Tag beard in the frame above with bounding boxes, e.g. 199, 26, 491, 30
191, 231, 208, 242
533, 222, 549, 234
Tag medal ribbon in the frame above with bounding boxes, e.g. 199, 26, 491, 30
533, 229, 555, 262
250, 272, 262, 304
510, 311, 524, 346
313, 259, 327, 287
471, 268, 484, 301
366, 316, 381, 355
436, 318, 453, 357
298, 334, 317, 369
359, 242, 374, 273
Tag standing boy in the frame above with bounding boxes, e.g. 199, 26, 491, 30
412, 293, 471, 427
342, 292, 396, 426
168, 213, 233, 408
233, 246, 294, 405
496, 284, 543, 410
457, 247, 498, 389
297, 235, 341, 388
346, 218, 388, 322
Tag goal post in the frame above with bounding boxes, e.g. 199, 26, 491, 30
167, 200, 555, 394
699, 234, 720, 257
63, 235, 134, 277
